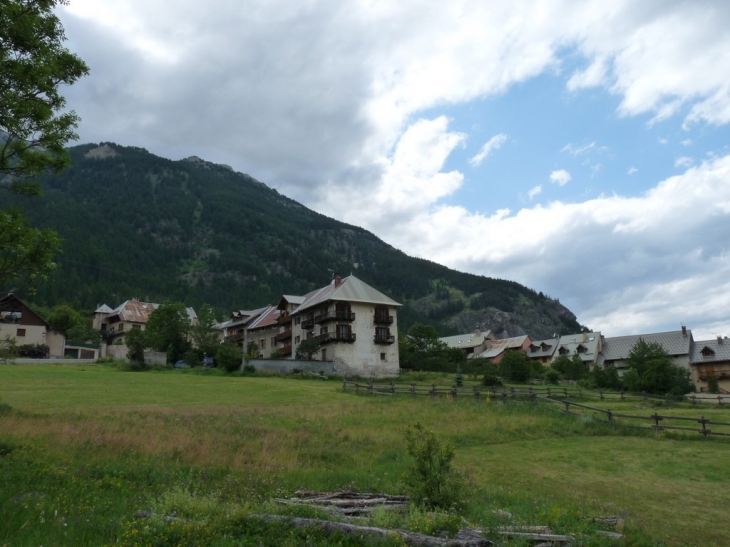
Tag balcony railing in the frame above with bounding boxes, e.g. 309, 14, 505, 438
278, 314, 292, 325
278, 344, 292, 356
275, 330, 292, 343
374, 314, 393, 325
374, 334, 395, 345
315, 332, 356, 344
314, 310, 355, 324
301, 317, 314, 330
699, 371, 730, 380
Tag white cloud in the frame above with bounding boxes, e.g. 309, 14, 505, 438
469, 133, 507, 167
628, 166, 638, 175
562, 142, 596, 156
658, 138, 669, 145
549, 169, 572, 186
675, 156, 694, 168
528, 185, 542, 199
682, 139, 693, 146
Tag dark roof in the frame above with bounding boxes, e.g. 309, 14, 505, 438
602, 330, 692, 360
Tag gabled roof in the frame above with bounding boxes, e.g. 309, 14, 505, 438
293, 275, 401, 314
95, 304, 113, 313
247, 306, 279, 330
228, 306, 269, 327
602, 330, 692, 361
440, 331, 489, 350
477, 335, 528, 359
554, 331, 602, 362
107, 300, 197, 324
0, 293, 51, 329
527, 339, 558, 358
691, 338, 730, 364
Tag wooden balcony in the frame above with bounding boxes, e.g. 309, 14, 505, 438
278, 314, 292, 325
315, 332, 356, 344
226, 331, 246, 343
374, 334, 395, 345
699, 371, 730, 380
301, 317, 314, 330
278, 344, 292, 356
275, 330, 292, 343
374, 314, 393, 325
314, 310, 355, 324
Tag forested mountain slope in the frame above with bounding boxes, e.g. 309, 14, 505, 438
4, 143, 583, 338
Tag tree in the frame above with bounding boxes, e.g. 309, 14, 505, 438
216, 342, 242, 373
551, 353, 587, 381
144, 302, 192, 363
295, 338, 320, 360
125, 328, 146, 365
398, 323, 463, 372
402, 423, 463, 510
498, 350, 530, 383
0, 0, 88, 291
190, 304, 220, 357
47, 304, 81, 335
624, 339, 694, 395
1, 0, 89, 179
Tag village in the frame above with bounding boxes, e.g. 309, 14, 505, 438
2, 272, 727, 394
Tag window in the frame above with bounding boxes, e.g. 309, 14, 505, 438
320, 326, 328, 335
271, 337, 276, 347
295, 335, 300, 344
380, 352, 386, 360
259, 339, 266, 349
337, 324, 351, 339
17, 328, 26, 337
118, 324, 124, 332
295, 317, 300, 325
321, 349, 327, 361
132, 324, 141, 330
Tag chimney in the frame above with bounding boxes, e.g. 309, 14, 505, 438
718, 336, 724, 345
475, 325, 481, 336
334, 272, 342, 287
681, 325, 687, 336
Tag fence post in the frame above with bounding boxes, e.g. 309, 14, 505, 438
356, 383, 360, 394
451, 388, 457, 400
502, 392, 507, 404
473, 388, 480, 400
368, 380, 373, 394
343, 379, 347, 391
564, 388, 569, 400
531, 393, 537, 406
600, 390, 604, 401
652, 413, 662, 430
579, 387, 582, 398
564, 400, 571, 413
390, 381, 395, 394
547, 387, 551, 398
410, 383, 416, 396
691, 395, 696, 406
607, 409, 613, 422
620, 390, 625, 401
699, 416, 709, 437
431, 383, 436, 397
719, 396, 723, 408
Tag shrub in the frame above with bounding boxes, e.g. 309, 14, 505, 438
402, 422, 463, 510
707, 375, 719, 394
481, 373, 502, 387
217, 342, 243, 373
545, 369, 561, 384
498, 350, 530, 383
182, 349, 201, 367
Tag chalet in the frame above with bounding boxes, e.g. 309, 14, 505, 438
526, 339, 559, 365
600, 328, 692, 373
477, 335, 531, 363
219, 307, 270, 350
93, 299, 197, 356
690, 336, 730, 393
439, 328, 496, 358
0, 293, 65, 358
552, 332, 602, 367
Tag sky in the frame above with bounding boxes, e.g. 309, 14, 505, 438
55, 0, 730, 341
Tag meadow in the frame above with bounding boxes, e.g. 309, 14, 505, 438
1, 364, 728, 546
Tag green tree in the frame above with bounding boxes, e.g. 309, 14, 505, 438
144, 302, 191, 363
1, 0, 89, 179
190, 304, 220, 357
47, 304, 81, 335
551, 353, 587, 381
498, 350, 530, 383
707, 375, 719, 394
125, 328, 146, 366
402, 422, 463, 510
1, 0, 88, 291
295, 338, 320, 360
398, 323, 463, 372
216, 342, 242, 373
624, 339, 694, 395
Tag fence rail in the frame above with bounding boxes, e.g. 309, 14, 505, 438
342, 381, 730, 438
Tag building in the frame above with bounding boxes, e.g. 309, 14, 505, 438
439, 328, 497, 358
219, 307, 270, 350
93, 299, 198, 356
289, 273, 401, 377
245, 305, 280, 359
526, 339, 559, 366
600, 328, 692, 373
690, 336, 730, 393
553, 331, 603, 367
0, 293, 65, 358
477, 335, 531, 363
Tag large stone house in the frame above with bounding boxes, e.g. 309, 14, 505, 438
477, 335, 532, 363
0, 293, 65, 358
439, 328, 497, 358
553, 332, 603, 367
93, 299, 198, 356
288, 273, 401, 377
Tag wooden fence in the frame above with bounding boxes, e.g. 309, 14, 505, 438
342, 381, 730, 438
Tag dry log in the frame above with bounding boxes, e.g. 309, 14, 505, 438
276, 490, 410, 516
497, 531, 574, 544
498, 525, 551, 534
595, 530, 623, 540
252, 513, 495, 547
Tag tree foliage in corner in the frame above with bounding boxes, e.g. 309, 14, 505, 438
0, 0, 88, 291
623, 338, 694, 395
144, 302, 191, 363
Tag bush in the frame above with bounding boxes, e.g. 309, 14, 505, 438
481, 373, 502, 387
545, 368, 561, 384
498, 350, 530, 383
182, 349, 201, 367
402, 422, 463, 510
707, 375, 719, 394
216, 342, 243, 373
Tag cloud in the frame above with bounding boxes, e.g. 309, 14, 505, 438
528, 185, 542, 199
562, 142, 596, 156
682, 139, 693, 146
469, 133, 507, 167
628, 166, 638, 175
550, 169, 572, 186
675, 156, 694, 168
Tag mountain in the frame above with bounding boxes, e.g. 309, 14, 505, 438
4, 142, 583, 338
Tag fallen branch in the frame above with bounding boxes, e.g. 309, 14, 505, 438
252, 513, 495, 546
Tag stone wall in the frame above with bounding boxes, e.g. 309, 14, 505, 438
246, 358, 335, 375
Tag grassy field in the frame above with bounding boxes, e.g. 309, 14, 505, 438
1, 364, 728, 546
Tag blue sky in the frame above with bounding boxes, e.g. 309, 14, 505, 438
57, 0, 730, 340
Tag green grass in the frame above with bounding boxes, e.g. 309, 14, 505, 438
1, 364, 728, 546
